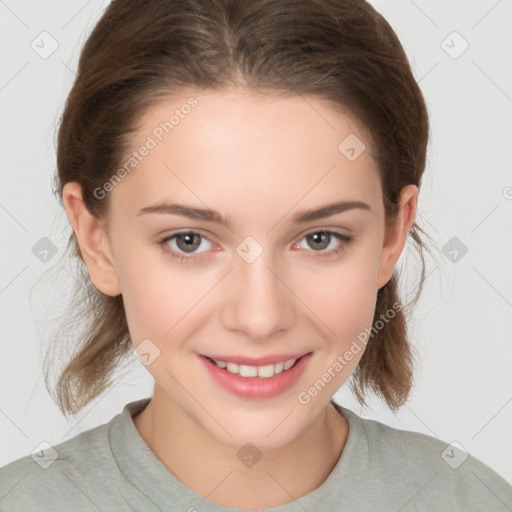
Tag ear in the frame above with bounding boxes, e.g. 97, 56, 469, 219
62, 182, 121, 297
376, 184, 418, 288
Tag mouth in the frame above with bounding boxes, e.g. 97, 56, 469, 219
199, 352, 313, 399
204, 354, 304, 378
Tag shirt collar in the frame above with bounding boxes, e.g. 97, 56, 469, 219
109, 397, 368, 510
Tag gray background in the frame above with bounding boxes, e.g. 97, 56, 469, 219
1, 0, 511, 486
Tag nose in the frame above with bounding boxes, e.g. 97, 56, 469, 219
221, 250, 296, 342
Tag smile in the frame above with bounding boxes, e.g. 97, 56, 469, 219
199, 352, 313, 399
207, 356, 300, 378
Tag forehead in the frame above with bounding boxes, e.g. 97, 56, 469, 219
112, 88, 382, 221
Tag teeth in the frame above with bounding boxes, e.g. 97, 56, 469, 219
239, 365, 258, 377
226, 362, 238, 373
283, 359, 295, 370
257, 364, 275, 378
274, 362, 284, 374
213, 357, 299, 378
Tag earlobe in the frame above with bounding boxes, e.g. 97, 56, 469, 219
376, 184, 418, 288
62, 182, 121, 297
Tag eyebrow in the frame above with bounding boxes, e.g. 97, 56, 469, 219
137, 200, 371, 229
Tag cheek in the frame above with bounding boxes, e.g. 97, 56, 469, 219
290, 258, 379, 409
115, 244, 207, 344
317, 292, 376, 383
333, 272, 377, 338
301, 254, 379, 337
296, 252, 380, 393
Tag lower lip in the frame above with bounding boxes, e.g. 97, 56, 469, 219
199, 353, 313, 399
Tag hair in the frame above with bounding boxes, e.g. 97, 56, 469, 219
45, 0, 435, 416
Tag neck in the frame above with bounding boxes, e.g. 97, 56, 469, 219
132, 387, 348, 509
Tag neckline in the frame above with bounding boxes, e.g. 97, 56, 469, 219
109, 398, 367, 510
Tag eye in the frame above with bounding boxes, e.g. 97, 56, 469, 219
158, 229, 352, 264
158, 231, 214, 264
294, 229, 352, 259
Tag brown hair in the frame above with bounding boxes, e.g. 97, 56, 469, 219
46, 0, 435, 416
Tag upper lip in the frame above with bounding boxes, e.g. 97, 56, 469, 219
201, 352, 311, 366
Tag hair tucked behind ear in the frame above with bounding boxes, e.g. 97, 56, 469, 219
46, 0, 435, 416
350, 222, 432, 411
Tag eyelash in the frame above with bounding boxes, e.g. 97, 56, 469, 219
157, 229, 352, 264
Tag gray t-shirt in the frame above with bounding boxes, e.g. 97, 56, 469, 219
1, 397, 511, 511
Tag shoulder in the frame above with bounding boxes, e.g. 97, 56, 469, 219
0, 415, 127, 511
339, 405, 512, 511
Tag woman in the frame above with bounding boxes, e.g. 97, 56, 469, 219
1, 0, 510, 510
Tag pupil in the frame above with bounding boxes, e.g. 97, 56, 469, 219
178, 232, 200, 252
310, 231, 328, 250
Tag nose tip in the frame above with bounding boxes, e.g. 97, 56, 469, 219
221, 254, 296, 341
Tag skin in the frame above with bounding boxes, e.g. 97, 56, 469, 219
62, 87, 418, 509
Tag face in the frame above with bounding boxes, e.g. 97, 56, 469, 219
90, 88, 408, 450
